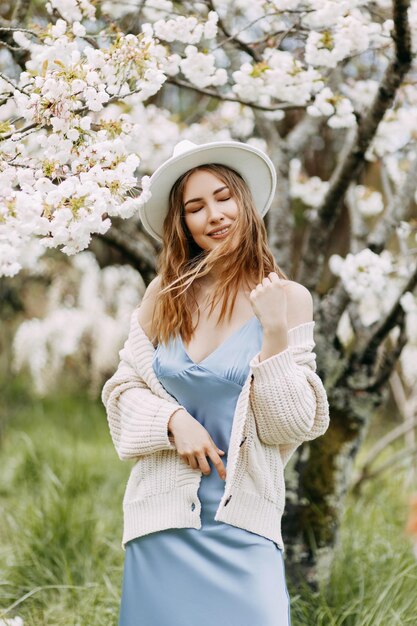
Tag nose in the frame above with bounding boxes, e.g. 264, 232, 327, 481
206, 200, 226, 221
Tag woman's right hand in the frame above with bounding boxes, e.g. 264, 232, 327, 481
168, 409, 226, 480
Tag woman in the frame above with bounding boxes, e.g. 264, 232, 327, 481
102, 139, 330, 626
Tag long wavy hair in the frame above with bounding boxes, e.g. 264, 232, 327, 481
150, 163, 289, 346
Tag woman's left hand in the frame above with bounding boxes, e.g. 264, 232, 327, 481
249, 272, 291, 331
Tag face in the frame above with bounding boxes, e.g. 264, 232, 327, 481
182, 169, 239, 250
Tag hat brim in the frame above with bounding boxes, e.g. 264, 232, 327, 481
139, 141, 276, 243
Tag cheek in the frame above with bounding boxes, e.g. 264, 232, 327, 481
184, 213, 205, 234
227, 199, 239, 216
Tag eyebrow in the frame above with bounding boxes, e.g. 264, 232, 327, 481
183, 186, 229, 208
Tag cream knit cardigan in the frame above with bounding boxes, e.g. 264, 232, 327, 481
101, 308, 330, 552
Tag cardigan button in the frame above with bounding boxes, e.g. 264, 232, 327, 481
191, 502, 196, 511
239, 436, 247, 447
250, 374, 254, 381
224, 495, 232, 506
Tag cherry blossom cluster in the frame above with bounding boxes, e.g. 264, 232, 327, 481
46, 0, 96, 22
289, 158, 329, 209
329, 248, 395, 304
329, 248, 414, 339
1, 18, 173, 275
350, 185, 385, 217
14, 20, 168, 121
307, 87, 356, 128
152, 11, 219, 44
233, 50, 323, 107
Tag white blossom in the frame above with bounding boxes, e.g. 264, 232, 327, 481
366, 108, 417, 160
305, 14, 371, 68
233, 51, 323, 106
152, 11, 218, 44
341, 79, 379, 109
46, 0, 96, 22
307, 86, 356, 127
180, 46, 227, 89
302, 0, 351, 29
329, 248, 394, 304
352, 185, 385, 217
289, 158, 329, 207
396, 221, 412, 240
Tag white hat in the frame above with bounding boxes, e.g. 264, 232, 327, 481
139, 139, 277, 243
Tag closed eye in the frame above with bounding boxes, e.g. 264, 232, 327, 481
188, 196, 231, 213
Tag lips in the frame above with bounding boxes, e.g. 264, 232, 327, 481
208, 226, 231, 237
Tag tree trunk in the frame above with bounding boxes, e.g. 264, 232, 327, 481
282, 384, 383, 588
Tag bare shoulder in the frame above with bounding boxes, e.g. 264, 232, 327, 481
284, 280, 313, 327
137, 275, 162, 346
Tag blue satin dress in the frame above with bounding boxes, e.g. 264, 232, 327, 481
118, 315, 291, 626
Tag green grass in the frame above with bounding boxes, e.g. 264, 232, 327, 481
289, 474, 417, 625
0, 374, 416, 625
0, 374, 129, 625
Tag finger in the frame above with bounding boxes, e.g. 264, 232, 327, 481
187, 454, 199, 470
268, 272, 281, 282
208, 448, 226, 480
195, 452, 211, 475
208, 436, 225, 456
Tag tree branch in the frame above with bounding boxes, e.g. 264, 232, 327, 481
0, 26, 38, 36
337, 261, 417, 391
358, 414, 417, 480
96, 220, 158, 283
0, 121, 39, 142
0, 0, 32, 68
316, 280, 350, 339
0, 71, 29, 94
166, 78, 307, 112
359, 318, 408, 392
297, 0, 413, 290
205, 0, 262, 62
352, 444, 417, 494
356, 262, 417, 367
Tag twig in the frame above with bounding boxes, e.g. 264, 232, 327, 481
352, 445, 417, 493
206, 0, 262, 61
0, 71, 28, 94
166, 77, 306, 112
355, 370, 417, 485
0, 26, 39, 37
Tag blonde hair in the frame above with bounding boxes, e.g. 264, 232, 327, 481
150, 163, 288, 346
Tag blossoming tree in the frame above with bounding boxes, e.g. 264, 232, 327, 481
1, 0, 417, 583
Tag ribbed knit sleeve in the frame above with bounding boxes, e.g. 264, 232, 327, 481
101, 341, 184, 460
248, 321, 330, 446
